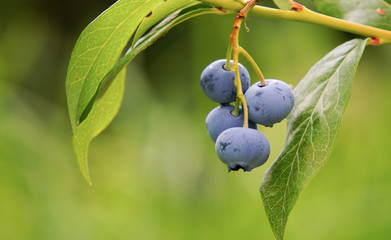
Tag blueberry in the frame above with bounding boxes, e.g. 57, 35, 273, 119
215, 127, 270, 172
245, 79, 294, 127
206, 105, 257, 142
200, 59, 250, 104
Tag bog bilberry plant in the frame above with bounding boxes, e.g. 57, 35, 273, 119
65, 0, 391, 239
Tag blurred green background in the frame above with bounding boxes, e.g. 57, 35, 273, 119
1, 0, 391, 239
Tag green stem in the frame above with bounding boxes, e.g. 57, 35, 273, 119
232, 98, 241, 116
239, 47, 266, 86
199, 0, 391, 44
228, 0, 258, 128
250, 5, 391, 44
236, 71, 248, 128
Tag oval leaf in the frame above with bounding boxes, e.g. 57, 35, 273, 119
260, 38, 368, 240
65, 0, 162, 130
69, 3, 222, 184
315, 0, 391, 30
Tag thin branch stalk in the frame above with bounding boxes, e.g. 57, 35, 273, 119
250, 5, 391, 44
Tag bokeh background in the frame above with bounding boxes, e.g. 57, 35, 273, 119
1, 0, 391, 239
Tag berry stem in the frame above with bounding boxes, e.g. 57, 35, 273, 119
239, 47, 266, 86
229, 0, 257, 128
232, 98, 241, 116
236, 71, 249, 128
225, 43, 233, 70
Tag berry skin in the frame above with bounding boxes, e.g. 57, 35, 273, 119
245, 79, 294, 127
200, 59, 250, 104
206, 105, 257, 142
215, 127, 270, 172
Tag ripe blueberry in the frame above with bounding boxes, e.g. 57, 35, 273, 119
206, 105, 257, 142
200, 59, 250, 104
245, 79, 294, 127
215, 127, 270, 172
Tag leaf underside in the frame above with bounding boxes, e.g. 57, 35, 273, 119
66, 0, 164, 130
315, 0, 391, 31
65, 0, 220, 184
260, 38, 367, 240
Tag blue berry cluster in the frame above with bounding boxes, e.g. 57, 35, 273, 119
200, 59, 295, 172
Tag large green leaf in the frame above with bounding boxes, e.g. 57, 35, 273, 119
315, 0, 391, 31
65, 0, 162, 130
68, 3, 222, 184
260, 38, 368, 240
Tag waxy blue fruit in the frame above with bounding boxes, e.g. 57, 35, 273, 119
245, 79, 294, 127
200, 59, 250, 104
215, 127, 270, 172
206, 105, 257, 142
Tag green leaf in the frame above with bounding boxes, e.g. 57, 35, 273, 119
132, 0, 199, 46
315, 0, 391, 31
65, 0, 162, 130
73, 69, 126, 185
67, 2, 221, 184
97, 4, 222, 100
273, 0, 295, 10
260, 38, 368, 240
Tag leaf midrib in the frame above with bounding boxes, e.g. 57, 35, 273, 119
276, 45, 357, 237
71, 0, 155, 125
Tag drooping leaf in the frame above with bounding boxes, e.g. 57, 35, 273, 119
260, 38, 368, 240
315, 0, 391, 30
73, 69, 126, 185
132, 0, 199, 46
68, 3, 222, 184
273, 0, 295, 10
65, 0, 162, 130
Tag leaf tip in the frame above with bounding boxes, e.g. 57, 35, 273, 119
80, 167, 93, 186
